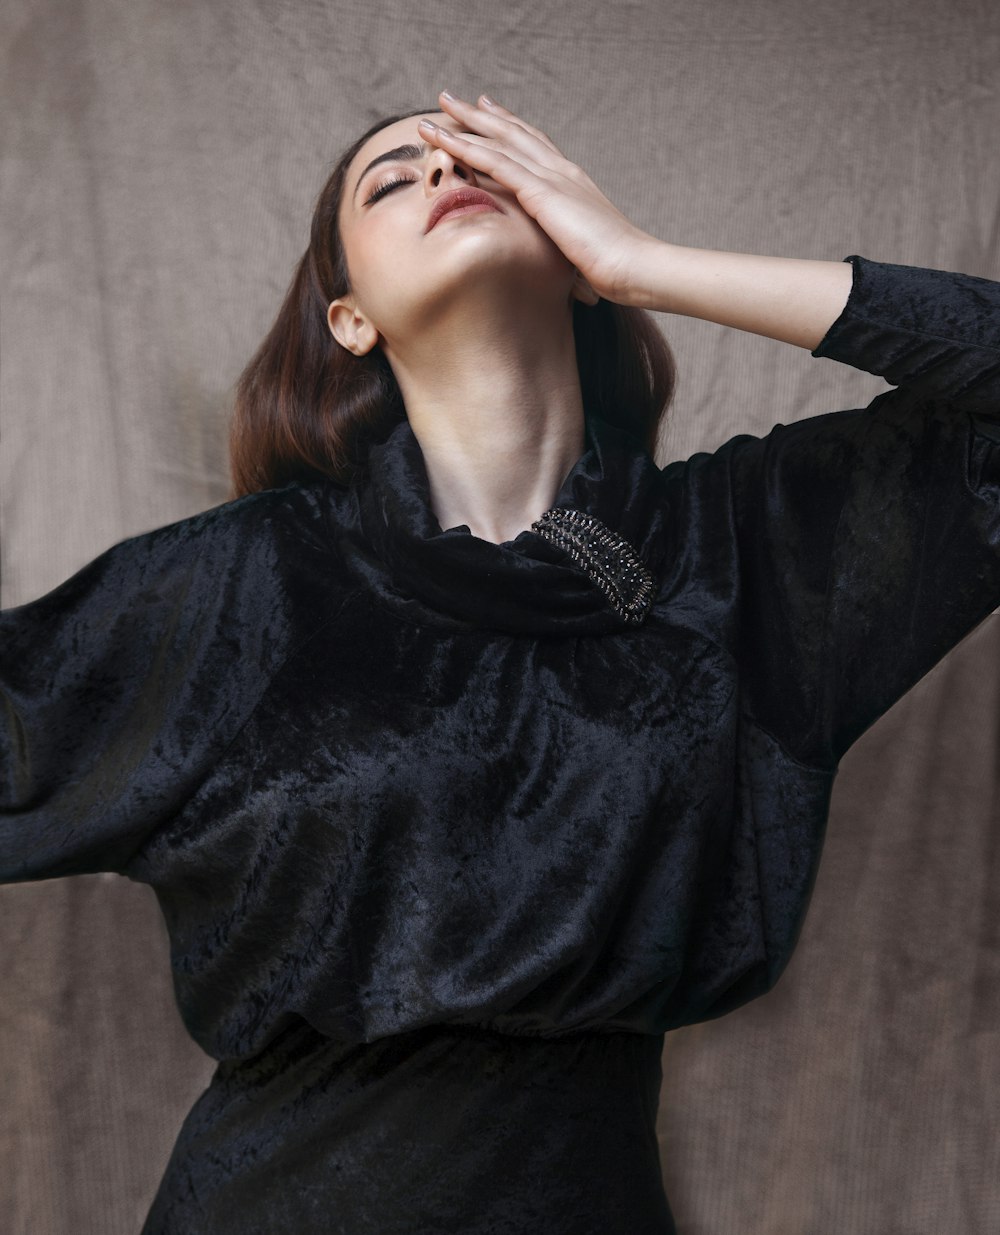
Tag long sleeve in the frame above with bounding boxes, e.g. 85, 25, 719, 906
0, 490, 327, 884
727, 255, 1000, 769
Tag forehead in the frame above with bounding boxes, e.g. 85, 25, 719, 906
357, 112, 452, 155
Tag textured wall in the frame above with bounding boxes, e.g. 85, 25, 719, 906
2, 0, 999, 1230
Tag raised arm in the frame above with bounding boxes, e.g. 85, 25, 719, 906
621, 242, 855, 351
418, 90, 997, 388
414, 92, 855, 350
711, 256, 1000, 767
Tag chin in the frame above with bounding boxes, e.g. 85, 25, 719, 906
440, 229, 568, 282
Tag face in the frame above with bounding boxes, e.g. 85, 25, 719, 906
328, 112, 580, 359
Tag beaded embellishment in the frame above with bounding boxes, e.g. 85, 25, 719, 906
530, 506, 656, 625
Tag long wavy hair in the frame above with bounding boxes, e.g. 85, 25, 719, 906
227, 106, 677, 500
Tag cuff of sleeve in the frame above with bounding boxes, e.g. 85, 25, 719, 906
809, 254, 869, 362
807, 254, 963, 386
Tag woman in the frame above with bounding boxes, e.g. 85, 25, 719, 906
2, 90, 999, 1233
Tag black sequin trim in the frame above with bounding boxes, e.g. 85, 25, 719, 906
530, 507, 656, 625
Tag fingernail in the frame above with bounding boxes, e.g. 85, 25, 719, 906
480, 94, 496, 107
418, 118, 438, 131
440, 90, 456, 102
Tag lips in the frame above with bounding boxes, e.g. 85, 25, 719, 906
426, 188, 503, 232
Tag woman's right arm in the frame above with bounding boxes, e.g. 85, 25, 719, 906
415, 92, 854, 350
707, 255, 1000, 770
622, 240, 855, 351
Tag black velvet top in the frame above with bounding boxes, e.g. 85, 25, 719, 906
3, 255, 1000, 1234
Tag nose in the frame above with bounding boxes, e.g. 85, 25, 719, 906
423, 143, 478, 192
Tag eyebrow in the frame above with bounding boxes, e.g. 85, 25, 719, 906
353, 142, 431, 204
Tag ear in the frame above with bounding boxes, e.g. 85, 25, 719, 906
327, 296, 379, 356
570, 268, 600, 307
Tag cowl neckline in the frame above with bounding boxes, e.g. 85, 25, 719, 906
351, 412, 670, 636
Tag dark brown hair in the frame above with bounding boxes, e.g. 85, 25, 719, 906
227, 107, 677, 500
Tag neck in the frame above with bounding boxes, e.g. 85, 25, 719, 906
381, 302, 587, 545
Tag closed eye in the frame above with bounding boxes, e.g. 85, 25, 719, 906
365, 175, 417, 205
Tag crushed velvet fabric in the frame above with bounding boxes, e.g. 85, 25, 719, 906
2, 255, 999, 1233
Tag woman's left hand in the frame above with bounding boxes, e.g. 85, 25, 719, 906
419, 92, 656, 306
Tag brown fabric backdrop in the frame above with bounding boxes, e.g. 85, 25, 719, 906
2, 0, 999, 1231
